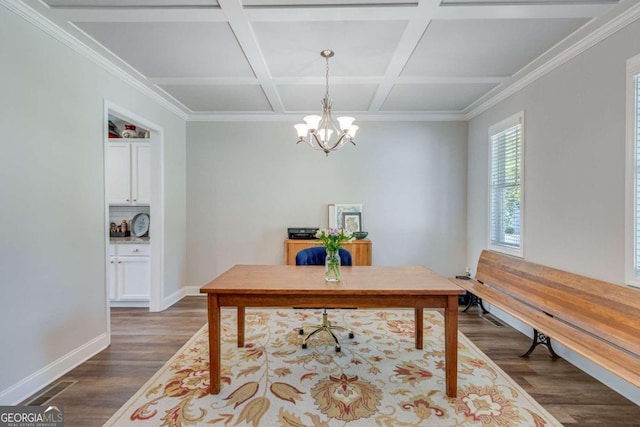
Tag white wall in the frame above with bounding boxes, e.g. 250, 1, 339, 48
187, 121, 468, 287
0, 5, 186, 403
467, 16, 640, 403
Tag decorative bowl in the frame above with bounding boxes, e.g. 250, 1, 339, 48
352, 231, 368, 240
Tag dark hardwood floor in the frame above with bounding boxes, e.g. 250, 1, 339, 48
22, 297, 640, 426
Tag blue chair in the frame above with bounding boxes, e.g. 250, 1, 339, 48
296, 247, 354, 352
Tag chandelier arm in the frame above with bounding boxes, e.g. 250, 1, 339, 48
304, 135, 318, 150
327, 133, 347, 151
311, 132, 325, 149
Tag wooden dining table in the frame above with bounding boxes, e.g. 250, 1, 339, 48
200, 264, 465, 397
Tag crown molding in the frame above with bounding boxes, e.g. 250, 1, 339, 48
464, 2, 640, 120
186, 111, 467, 122
1, 0, 189, 121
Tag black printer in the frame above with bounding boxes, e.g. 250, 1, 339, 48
288, 227, 319, 239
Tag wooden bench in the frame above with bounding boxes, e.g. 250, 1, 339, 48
450, 249, 640, 389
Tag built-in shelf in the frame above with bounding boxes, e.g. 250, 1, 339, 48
108, 114, 150, 139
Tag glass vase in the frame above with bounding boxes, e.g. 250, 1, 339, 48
325, 250, 341, 282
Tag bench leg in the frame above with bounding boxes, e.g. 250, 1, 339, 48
521, 329, 560, 359
462, 293, 489, 314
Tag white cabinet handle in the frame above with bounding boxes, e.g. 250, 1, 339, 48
118, 261, 122, 264
132, 249, 139, 252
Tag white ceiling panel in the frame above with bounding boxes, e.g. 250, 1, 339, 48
252, 20, 408, 77
278, 84, 378, 112
382, 83, 499, 111
75, 22, 254, 78
160, 84, 272, 111
44, 0, 218, 6
401, 18, 589, 77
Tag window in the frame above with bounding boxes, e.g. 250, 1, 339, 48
626, 55, 640, 287
489, 112, 524, 257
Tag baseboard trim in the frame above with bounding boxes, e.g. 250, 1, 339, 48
0, 332, 109, 405
184, 286, 205, 296
110, 300, 149, 308
162, 288, 186, 310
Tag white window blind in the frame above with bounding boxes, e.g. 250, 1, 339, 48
490, 115, 523, 253
634, 74, 640, 278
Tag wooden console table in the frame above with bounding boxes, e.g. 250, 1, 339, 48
284, 239, 372, 266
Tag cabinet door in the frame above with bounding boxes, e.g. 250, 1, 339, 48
131, 143, 150, 204
285, 240, 316, 265
106, 143, 131, 204
108, 256, 117, 300
118, 256, 150, 300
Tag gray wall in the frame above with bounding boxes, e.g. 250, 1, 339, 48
467, 17, 640, 402
187, 121, 468, 287
0, 6, 186, 402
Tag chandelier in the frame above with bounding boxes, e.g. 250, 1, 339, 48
294, 50, 359, 156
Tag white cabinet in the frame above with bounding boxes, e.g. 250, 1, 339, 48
118, 256, 151, 300
106, 143, 130, 203
109, 244, 150, 306
132, 143, 151, 205
106, 141, 150, 205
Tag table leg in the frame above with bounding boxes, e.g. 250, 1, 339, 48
208, 294, 221, 394
444, 295, 458, 398
415, 308, 423, 349
237, 306, 245, 347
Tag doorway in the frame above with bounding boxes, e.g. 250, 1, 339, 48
103, 101, 165, 339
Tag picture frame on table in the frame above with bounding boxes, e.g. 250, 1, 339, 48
342, 212, 362, 232
328, 204, 363, 229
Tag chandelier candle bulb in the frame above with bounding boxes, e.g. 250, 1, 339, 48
294, 50, 359, 156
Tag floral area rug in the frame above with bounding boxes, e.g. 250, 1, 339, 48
104, 309, 562, 427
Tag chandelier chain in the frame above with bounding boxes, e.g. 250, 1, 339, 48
326, 55, 330, 97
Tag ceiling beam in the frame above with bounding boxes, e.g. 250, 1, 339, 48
433, 3, 615, 20
218, 0, 284, 113
187, 111, 467, 122
367, 0, 440, 112
52, 7, 228, 22
51, 1, 613, 23
149, 75, 509, 86
245, 5, 413, 21
150, 77, 259, 85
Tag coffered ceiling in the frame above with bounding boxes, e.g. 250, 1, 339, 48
13, 0, 639, 120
